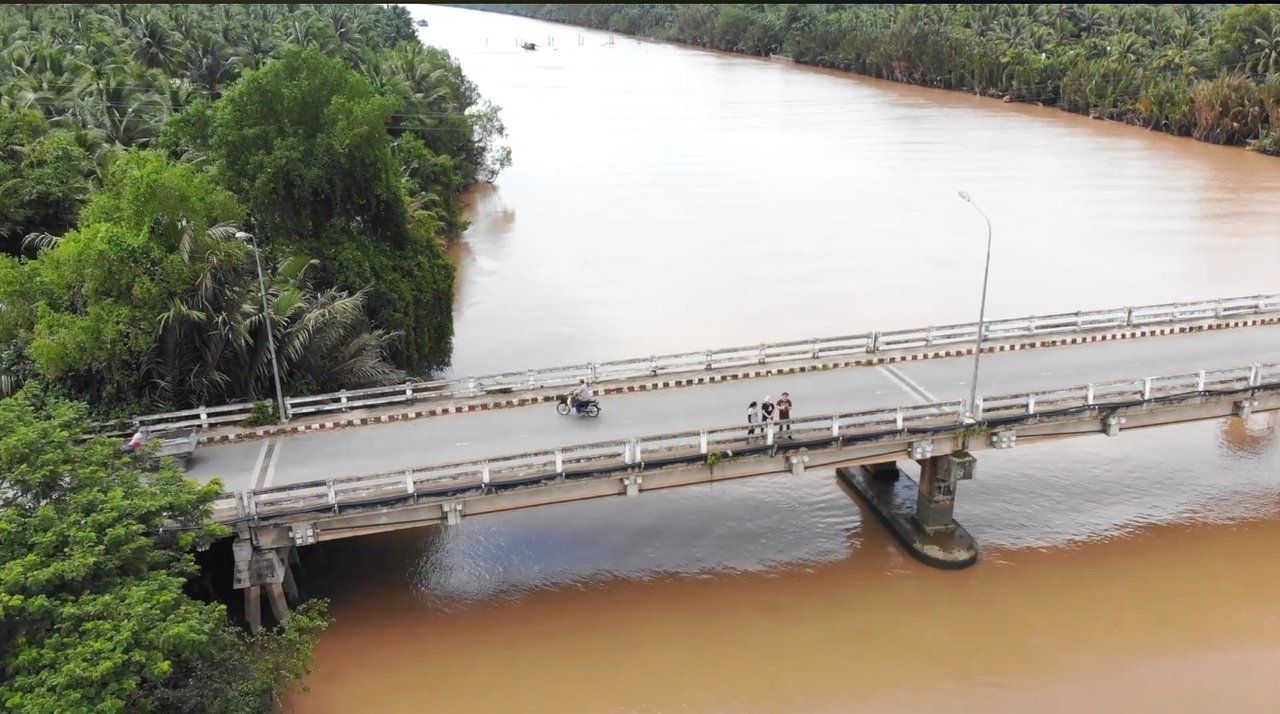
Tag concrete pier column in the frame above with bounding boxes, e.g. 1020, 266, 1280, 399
231, 534, 290, 632
866, 461, 900, 483
266, 583, 290, 626
244, 586, 262, 632
914, 452, 975, 534
282, 549, 300, 603
837, 455, 979, 569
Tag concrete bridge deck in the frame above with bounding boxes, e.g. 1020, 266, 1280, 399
189, 323, 1280, 493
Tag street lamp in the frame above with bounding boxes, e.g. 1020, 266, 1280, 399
957, 191, 993, 423
235, 231, 289, 423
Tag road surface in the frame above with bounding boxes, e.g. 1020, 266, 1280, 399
187, 325, 1280, 492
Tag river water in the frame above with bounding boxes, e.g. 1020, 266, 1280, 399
286, 6, 1280, 712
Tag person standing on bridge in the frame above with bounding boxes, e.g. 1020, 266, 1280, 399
777, 392, 793, 437
747, 401, 760, 440
761, 396, 775, 431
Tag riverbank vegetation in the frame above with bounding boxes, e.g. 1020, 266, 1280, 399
0, 387, 328, 713
464, 3, 1280, 154
0, 4, 509, 710
0, 3, 511, 413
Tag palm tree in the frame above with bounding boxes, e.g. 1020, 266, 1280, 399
183, 31, 238, 98
1247, 19, 1280, 77
72, 62, 168, 146
133, 13, 183, 73
143, 221, 405, 408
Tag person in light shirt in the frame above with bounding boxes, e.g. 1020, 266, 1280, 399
571, 379, 593, 412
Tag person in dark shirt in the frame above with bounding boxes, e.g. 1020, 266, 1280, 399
777, 392, 793, 437
761, 396, 775, 430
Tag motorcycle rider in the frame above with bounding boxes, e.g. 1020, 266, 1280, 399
121, 425, 148, 454
570, 379, 594, 413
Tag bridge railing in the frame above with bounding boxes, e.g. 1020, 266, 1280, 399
212, 360, 1280, 523
120, 293, 1280, 437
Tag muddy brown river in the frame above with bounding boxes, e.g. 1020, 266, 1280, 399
286, 6, 1280, 712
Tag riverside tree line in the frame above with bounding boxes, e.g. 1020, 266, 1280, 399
0, 3, 511, 416
465, 3, 1280, 153
0, 4, 509, 712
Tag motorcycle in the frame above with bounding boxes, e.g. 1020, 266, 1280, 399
556, 393, 601, 417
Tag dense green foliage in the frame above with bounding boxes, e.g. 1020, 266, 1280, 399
1, 150, 406, 411
466, 3, 1280, 154
0, 388, 328, 713
0, 3, 511, 409
206, 46, 454, 371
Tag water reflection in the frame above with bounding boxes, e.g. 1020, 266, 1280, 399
308, 417, 1280, 615
405, 468, 864, 612
1219, 412, 1278, 457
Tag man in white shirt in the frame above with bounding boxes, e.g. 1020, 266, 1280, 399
573, 380, 593, 411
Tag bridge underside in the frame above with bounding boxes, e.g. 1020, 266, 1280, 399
227, 387, 1278, 628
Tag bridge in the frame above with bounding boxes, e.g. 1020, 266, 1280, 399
167, 294, 1280, 630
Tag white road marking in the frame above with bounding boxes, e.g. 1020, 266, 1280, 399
876, 365, 940, 404
262, 440, 283, 489
249, 441, 269, 489
455, 441, 470, 446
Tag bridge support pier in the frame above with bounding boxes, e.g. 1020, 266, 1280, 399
838, 453, 979, 569
282, 547, 300, 603
233, 534, 294, 632
622, 474, 642, 497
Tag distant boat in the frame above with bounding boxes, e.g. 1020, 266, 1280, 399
416, 19, 429, 28
521, 41, 538, 51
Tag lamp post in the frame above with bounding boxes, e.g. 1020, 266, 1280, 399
235, 231, 289, 423
957, 191, 993, 423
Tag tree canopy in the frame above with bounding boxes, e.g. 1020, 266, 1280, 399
0, 3, 511, 409
207, 47, 455, 371
0, 388, 328, 713
0, 149, 407, 411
